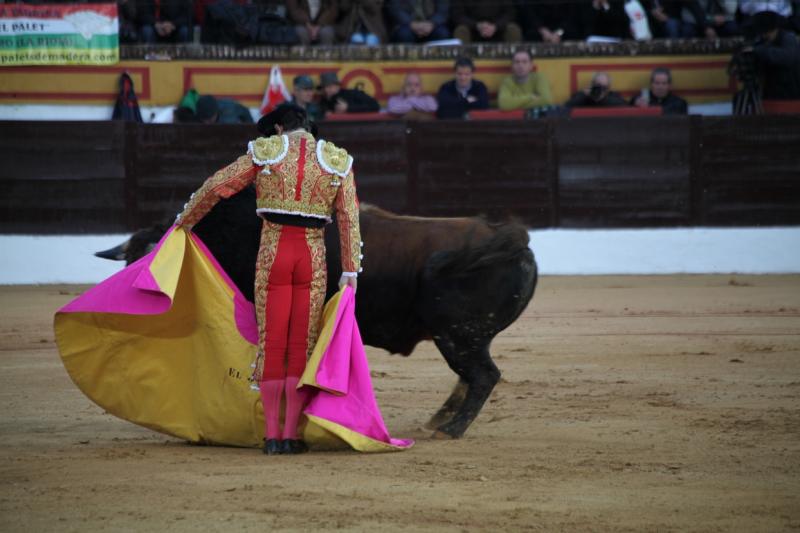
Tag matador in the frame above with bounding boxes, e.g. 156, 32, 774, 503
175, 105, 362, 455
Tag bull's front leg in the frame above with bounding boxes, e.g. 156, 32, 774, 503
424, 379, 468, 431
430, 337, 500, 438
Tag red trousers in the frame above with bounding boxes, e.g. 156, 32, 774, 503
254, 222, 326, 381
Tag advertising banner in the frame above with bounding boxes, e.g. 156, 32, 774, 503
0, 3, 118, 66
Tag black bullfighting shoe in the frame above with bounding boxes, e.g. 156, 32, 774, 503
281, 439, 309, 455
263, 438, 282, 455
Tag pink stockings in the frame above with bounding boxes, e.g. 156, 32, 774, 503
259, 380, 283, 440
259, 377, 309, 440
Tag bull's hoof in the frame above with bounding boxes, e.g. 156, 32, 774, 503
431, 430, 458, 440
424, 411, 454, 431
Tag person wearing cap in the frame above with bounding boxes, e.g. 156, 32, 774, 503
194, 94, 254, 124
318, 71, 380, 116
290, 75, 324, 122
174, 104, 362, 455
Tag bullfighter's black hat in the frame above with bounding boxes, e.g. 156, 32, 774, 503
256, 103, 308, 136
318, 72, 341, 89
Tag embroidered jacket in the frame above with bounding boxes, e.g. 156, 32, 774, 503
176, 130, 362, 275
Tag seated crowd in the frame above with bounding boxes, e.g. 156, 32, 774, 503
165, 3, 798, 122
176, 53, 692, 124
179, 10, 800, 125
114, 0, 800, 45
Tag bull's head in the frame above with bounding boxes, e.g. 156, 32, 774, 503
95, 224, 169, 265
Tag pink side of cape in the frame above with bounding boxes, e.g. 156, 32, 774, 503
305, 288, 414, 448
58, 226, 258, 345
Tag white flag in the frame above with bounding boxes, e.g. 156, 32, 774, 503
625, 0, 652, 41
260, 65, 291, 115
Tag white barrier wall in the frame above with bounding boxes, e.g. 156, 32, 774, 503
1, 227, 799, 284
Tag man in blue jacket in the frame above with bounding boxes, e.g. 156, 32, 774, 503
436, 57, 489, 119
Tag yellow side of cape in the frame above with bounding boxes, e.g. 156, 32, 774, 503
55, 228, 264, 447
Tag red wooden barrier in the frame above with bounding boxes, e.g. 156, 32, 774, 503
570, 106, 663, 118
324, 112, 396, 122
762, 100, 800, 115
467, 110, 525, 120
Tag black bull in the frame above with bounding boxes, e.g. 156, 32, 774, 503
98, 188, 538, 438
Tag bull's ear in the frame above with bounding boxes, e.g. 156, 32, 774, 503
94, 242, 128, 261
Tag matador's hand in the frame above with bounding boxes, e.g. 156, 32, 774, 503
339, 274, 357, 293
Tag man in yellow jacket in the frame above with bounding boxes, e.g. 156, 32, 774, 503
498, 49, 553, 112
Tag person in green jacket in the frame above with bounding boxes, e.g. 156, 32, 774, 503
498, 49, 553, 111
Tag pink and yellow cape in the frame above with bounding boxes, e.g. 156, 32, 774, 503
54, 226, 412, 452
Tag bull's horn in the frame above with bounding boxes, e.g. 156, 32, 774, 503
94, 242, 128, 261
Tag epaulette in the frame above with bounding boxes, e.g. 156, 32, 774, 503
248, 135, 289, 166
317, 139, 354, 178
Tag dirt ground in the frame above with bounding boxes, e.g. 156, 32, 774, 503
1, 275, 799, 532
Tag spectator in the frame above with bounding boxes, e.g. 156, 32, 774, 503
498, 49, 553, 111
336, 0, 388, 45
697, 0, 740, 37
289, 75, 324, 122
387, 72, 438, 118
195, 95, 255, 124
287, 0, 338, 45
631, 67, 689, 114
573, 0, 631, 40
451, 0, 522, 43
644, 0, 714, 38
750, 10, 800, 99
564, 72, 628, 108
741, 0, 793, 26
386, 0, 450, 43
515, 1, 576, 43
436, 57, 490, 119
202, 0, 299, 45
137, 0, 193, 43
318, 72, 381, 115
118, 0, 139, 43
741, 1, 800, 33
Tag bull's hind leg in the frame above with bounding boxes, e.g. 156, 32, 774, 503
424, 379, 468, 430
431, 336, 500, 439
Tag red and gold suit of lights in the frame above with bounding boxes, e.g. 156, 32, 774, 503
176, 130, 362, 383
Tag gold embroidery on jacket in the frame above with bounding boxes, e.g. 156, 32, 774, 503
334, 170, 361, 273
250, 135, 287, 164
255, 133, 340, 221
317, 139, 353, 177
178, 155, 256, 228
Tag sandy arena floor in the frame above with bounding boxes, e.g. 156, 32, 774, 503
1, 275, 799, 532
